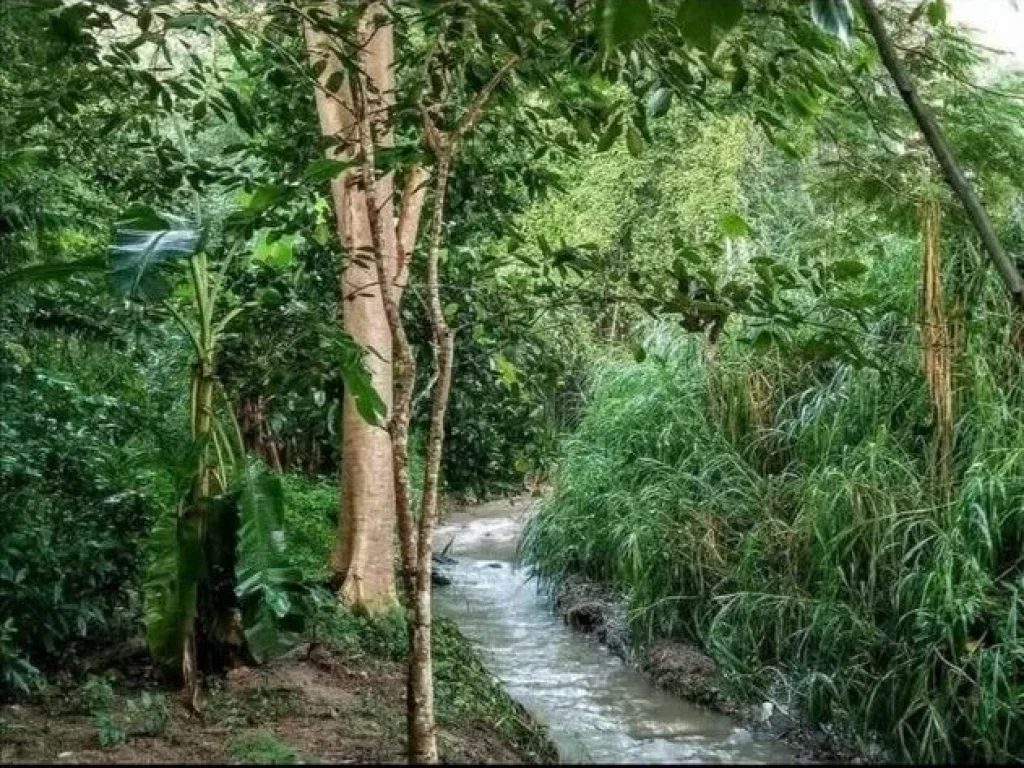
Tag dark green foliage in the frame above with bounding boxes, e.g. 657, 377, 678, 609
523, 321, 1024, 763
0, 340, 169, 693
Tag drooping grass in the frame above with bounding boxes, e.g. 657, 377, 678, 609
522, 323, 1024, 763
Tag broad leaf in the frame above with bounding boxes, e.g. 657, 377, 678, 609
677, 0, 744, 55
719, 212, 750, 237
0, 256, 106, 292
337, 333, 387, 425
646, 87, 672, 118
109, 207, 200, 300
603, 0, 652, 49
235, 462, 303, 663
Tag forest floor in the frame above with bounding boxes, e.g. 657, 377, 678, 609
0, 618, 556, 765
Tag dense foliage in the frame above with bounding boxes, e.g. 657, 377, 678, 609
4, 0, 1024, 762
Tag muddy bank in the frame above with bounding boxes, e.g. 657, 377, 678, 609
552, 574, 878, 764
0, 619, 555, 765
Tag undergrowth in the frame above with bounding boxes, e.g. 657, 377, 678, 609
523, 323, 1024, 763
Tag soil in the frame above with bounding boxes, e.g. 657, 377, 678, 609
551, 574, 877, 765
0, 641, 551, 765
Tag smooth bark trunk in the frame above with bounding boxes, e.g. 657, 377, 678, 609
305, 2, 399, 613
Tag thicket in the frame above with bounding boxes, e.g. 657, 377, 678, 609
523, 79, 1024, 768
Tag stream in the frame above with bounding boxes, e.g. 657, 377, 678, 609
432, 498, 798, 765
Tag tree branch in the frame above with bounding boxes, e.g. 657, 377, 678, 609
857, 0, 1024, 307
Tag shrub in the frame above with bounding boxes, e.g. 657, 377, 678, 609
523, 324, 1024, 763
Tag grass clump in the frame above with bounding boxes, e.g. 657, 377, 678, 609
227, 730, 299, 764
523, 323, 1024, 764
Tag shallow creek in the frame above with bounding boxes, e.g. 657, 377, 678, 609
432, 498, 798, 764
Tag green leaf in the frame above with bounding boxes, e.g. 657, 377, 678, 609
143, 504, 202, 669
252, 231, 301, 269
165, 12, 213, 32
677, 0, 744, 55
731, 59, 750, 93
236, 462, 303, 663
926, 0, 947, 25
625, 125, 644, 157
303, 157, 355, 183
337, 334, 387, 426
646, 87, 672, 118
0, 256, 106, 292
596, 115, 623, 152
718, 212, 750, 238
603, 0, 652, 49
109, 207, 201, 300
223, 88, 255, 134
829, 259, 869, 280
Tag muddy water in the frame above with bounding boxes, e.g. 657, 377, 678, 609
433, 498, 797, 765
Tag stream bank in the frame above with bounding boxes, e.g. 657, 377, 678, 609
0, 609, 555, 764
549, 574, 876, 764
433, 497, 799, 764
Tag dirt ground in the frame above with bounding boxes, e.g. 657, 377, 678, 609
0, 641, 550, 765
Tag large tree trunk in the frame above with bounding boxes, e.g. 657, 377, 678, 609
305, 2, 399, 613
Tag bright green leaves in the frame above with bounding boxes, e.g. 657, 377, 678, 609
810, 0, 855, 44
676, 0, 745, 56
251, 230, 303, 270
109, 206, 201, 300
718, 212, 750, 238
492, 352, 520, 388
925, 0, 948, 25
602, 0, 652, 50
336, 333, 387, 426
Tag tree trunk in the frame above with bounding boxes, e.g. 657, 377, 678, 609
305, 2, 399, 613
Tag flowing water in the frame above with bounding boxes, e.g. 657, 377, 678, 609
433, 498, 798, 765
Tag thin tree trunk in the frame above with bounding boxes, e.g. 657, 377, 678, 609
857, 0, 1024, 307
406, 151, 455, 765
920, 199, 953, 494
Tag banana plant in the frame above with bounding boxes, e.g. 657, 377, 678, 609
108, 205, 331, 707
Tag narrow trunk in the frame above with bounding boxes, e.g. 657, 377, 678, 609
406, 152, 455, 764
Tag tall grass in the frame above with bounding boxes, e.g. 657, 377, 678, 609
522, 323, 1024, 762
